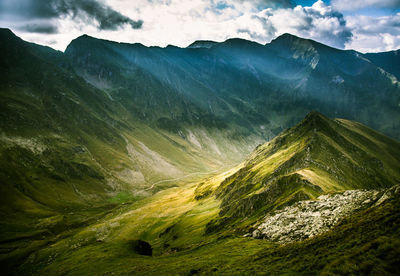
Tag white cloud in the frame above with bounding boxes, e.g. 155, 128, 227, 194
332, 0, 400, 11
103, 0, 352, 49
345, 13, 400, 52
254, 0, 352, 48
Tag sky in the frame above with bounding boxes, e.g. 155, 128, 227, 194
0, 0, 399, 53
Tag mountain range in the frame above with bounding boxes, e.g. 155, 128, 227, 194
1, 28, 400, 274
65, 32, 400, 140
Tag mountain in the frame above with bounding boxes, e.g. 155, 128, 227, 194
7, 112, 400, 275
0, 28, 260, 230
205, 111, 400, 230
364, 49, 400, 80
187, 40, 218, 48
65, 32, 400, 140
0, 28, 126, 215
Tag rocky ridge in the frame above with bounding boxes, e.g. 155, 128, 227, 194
251, 186, 400, 243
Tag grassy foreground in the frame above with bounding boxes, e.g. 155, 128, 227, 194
3, 112, 400, 275
11, 174, 400, 275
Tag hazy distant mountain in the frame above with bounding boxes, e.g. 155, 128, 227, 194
65, 32, 400, 140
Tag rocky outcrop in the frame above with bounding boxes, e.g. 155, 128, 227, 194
250, 189, 396, 243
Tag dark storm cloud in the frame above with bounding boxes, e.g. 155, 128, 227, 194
0, 0, 143, 30
19, 23, 59, 34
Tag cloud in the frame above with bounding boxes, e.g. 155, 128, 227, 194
345, 13, 400, 52
0, 0, 143, 30
331, 0, 400, 11
124, 0, 352, 49
1, 0, 398, 53
234, 0, 295, 9
19, 22, 59, 34
240, 0, 353, 49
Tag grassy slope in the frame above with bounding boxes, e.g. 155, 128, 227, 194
209, 111, 400, 228
13, 169, 400, 275
7, 113, 400, 275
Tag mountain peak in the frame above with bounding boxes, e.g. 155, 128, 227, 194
213, 111, 400, 221
0, 28, 14, 36
303, 110, 327, 121
268, 33, 341, 54
269, 33, 303, 44
275, 33, 300, 40
77, 34, 92, 39
222, 37, 261, 46
268, 33, 314, 49
72, 34, 99, 43
293, 111, 334, 136
0, 28, 18, 42
187, 40, 218, 49
67, 34, 99, 47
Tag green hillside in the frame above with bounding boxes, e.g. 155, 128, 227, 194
3, 112, 400, 275
14, 183, 400, 275
208, 111, 400, 230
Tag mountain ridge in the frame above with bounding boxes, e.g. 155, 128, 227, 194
205, 111, 400, 230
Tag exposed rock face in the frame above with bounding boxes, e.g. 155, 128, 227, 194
252, 189, 383, 243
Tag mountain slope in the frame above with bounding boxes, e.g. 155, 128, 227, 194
0, 28, 260, 227
64, 34, 272, 139
364, 49, 400, 79
17, 185, 400, 275
265, 34, 400, 136
187, 40, 218, 48
6, 113, 400, 275
64, 32, 400, 140
206, 111, 400, 230
0, 28, 128, 215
